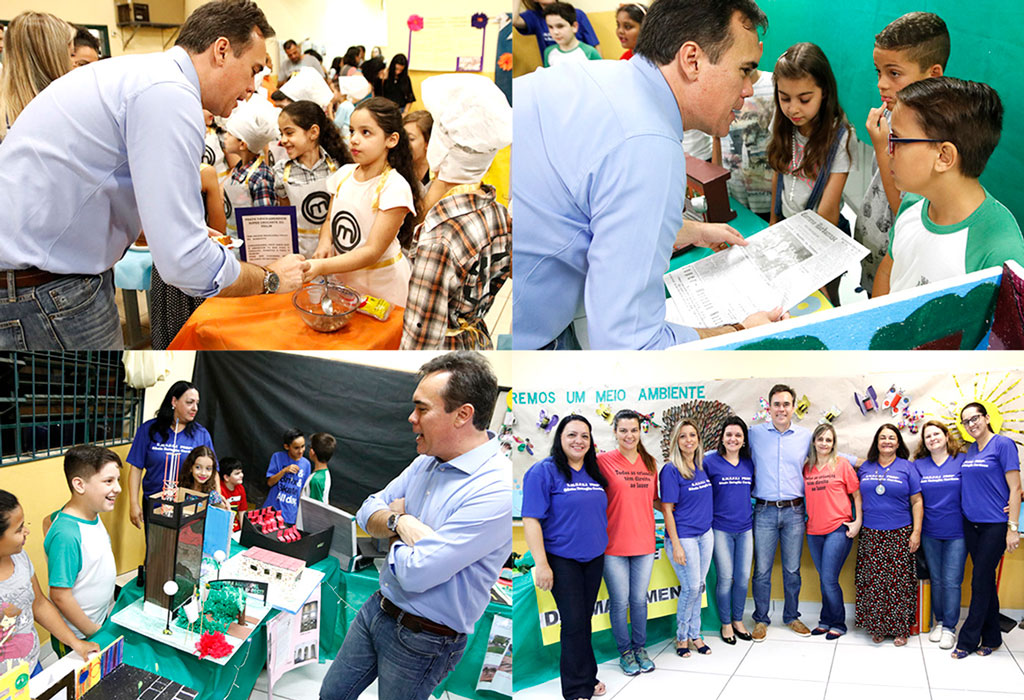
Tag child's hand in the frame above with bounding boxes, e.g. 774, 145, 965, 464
288, 464, 300, 474
313, 241, 334, 260
72, 639, 101, 660
302, 259, 323, 284
865, 105, 890, 149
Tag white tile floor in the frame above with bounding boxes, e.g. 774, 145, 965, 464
513, 610, 1024, 700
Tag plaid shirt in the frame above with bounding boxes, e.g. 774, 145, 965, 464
272, 148, 339, 202
401, 185, 511, 350
229, 158, 275, 207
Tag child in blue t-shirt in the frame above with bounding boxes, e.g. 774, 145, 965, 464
265, 428, 312, 525
514, 0, 599, 63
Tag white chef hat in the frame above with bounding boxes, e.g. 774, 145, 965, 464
421, 73, 512, 184
337, 75, 372, 102
224, 96, 280, 153
280, 66, 334, 110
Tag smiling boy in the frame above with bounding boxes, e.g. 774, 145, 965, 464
44, 445, 121, 652
266, 428, 312, 525
542, 3, 601, 68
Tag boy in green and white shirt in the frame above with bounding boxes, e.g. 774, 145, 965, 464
542, 3, 601, 68
44, 445, 120, 653
303, 432, 336, 504
874, 77, 1023, 296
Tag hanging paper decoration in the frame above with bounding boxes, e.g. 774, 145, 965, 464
751, 396, 769, 424
819, 405, 842, 424
471, 12, 489, 29
660, 400, 736, 460
595, 404, 613, 423
638, 411, 661, 433
537, 410, 559, 433
407, 14, 424, 31
498, 52, 513, 71
899, 407, 925, 433
795, 395, 811, 420
855, 385, 879, 414
881, 385, 911, 416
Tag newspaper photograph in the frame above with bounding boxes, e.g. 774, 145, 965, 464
664, 210, 869, 327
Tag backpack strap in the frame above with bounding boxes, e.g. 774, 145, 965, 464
805, 123, 848, 212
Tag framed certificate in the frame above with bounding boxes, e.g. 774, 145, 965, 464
236, 206, 299, 267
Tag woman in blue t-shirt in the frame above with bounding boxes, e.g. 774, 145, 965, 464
912, 420, 966, 650
127, 381, 214, 532
703, 416, 754, 645
854, 423, 922, 647
660, 418, 714, 658
522, 415, 609, 700
952, 402, 1021, 659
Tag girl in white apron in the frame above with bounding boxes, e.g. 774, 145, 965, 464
306, 97, 422, 307
273, 101, 352, 258
201, 109, 232, 187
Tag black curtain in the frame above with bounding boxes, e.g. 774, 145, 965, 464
193, 352, 420, 513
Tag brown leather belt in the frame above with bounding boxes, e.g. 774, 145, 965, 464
754, 497, 804, 508
379, 594, 457, 637
0, 268, 63, 289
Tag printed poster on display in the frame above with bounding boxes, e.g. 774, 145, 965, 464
475, 615, 512, 696
236, 206, 299, 266
664, 210, 868, 327
266, 586, 321, 698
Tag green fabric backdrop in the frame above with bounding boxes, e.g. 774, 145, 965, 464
756, 0, 1024, 222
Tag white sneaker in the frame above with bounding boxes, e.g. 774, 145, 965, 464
929, 626, 943, 643
940, 630, 956, 649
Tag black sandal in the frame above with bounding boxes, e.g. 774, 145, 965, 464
732, 623, 752, 642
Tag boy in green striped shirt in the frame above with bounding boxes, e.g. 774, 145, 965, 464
306, 433, 336, 504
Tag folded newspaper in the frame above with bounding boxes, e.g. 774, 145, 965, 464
664, 210, 869, 327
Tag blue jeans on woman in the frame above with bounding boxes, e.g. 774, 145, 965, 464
666, 530, 714, 640
920, 535, 966, 633
712, 528, 753, 625
806, 524, 853, 633
603, 553, 655, 654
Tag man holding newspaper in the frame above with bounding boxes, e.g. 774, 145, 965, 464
513, 0, 792, 350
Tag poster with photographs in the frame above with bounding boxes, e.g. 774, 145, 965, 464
476, 615, 512, 697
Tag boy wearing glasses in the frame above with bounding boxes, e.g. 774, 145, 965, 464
872, 77, 1022, 297
858, 12, 948, 292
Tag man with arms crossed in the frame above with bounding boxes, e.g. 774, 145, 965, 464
319, 351, 512, 700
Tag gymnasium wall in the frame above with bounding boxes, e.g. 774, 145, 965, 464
513, 0, 1024, 222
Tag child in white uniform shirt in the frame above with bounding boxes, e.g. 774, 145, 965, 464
306, 97, 420, 307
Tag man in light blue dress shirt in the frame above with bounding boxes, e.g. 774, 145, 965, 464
320, 352, 512, 700
747, 383, 813, 640
0, 0, 309, 349
512, 0, 788, 350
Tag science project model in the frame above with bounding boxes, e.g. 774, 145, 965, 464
110, 454, 273, 664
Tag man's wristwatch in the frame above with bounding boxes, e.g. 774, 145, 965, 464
261, 266, 279, 294
1010, 521, 1019, 533
387, 512, 404, 533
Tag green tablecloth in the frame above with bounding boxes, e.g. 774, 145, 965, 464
91, 545, 510, 700
92, 542, 342, 700
512, 558, 721, 693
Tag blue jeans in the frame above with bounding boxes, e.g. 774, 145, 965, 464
0, 270, 122, 349
320, 591, 467, 700
602, 553, 654, 654
712, 528, 753, 624
806, 524, 854, 633
752, 502, 805, 625
666, 530, 714, 640
920, 535, 966, 633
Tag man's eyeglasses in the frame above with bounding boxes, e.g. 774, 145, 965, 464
962, 414, 985, 428
888, 132, 943, 156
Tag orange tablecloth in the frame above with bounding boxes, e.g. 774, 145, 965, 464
168, 294, 403, 349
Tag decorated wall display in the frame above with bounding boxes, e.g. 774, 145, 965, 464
510, 368, 1024, 516
686, 262, 1024, 350
407, 13, 499, 72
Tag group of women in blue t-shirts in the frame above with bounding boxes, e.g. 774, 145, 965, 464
522, 403, 1021, 700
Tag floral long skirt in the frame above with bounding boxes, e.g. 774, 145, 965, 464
854, 524, 917, 637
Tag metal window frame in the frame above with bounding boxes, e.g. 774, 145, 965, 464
0, 352, 142, 466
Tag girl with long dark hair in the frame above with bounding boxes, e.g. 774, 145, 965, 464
522, 415, 608, 699
382, 54, 415, 114
306, 97, 422, 306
